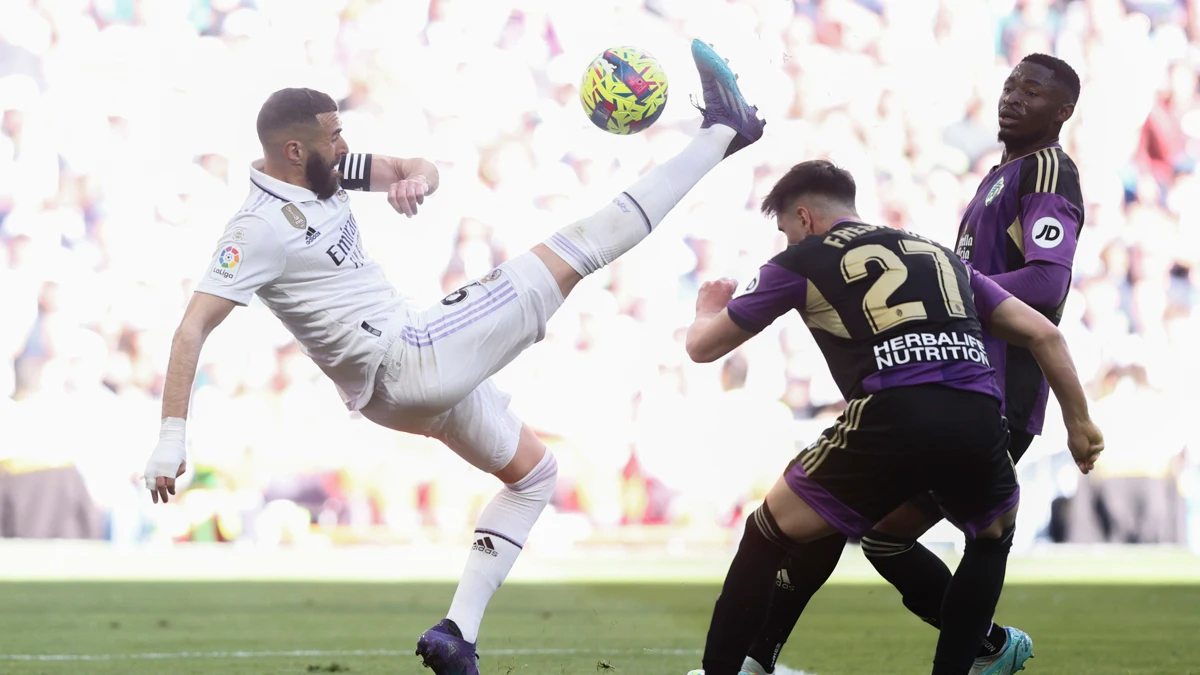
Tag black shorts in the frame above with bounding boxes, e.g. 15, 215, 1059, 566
782, 385, 1019, 539
911, 426, 1034, 523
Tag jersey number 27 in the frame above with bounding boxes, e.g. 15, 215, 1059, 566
840, 240, 967, 334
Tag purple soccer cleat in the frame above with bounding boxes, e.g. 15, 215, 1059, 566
691, 39, 766, 157
415, 619, 479, 675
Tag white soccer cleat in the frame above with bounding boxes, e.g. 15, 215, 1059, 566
685, 656, 770, 675
740, 656, 770, 675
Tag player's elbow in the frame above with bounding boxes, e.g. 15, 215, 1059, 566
1027, 322, 1066, 356
686, 337, 730, 364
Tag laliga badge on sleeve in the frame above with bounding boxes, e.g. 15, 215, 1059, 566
210, 245, 242, 283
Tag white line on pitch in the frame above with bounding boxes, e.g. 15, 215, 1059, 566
0, 648, 703, 662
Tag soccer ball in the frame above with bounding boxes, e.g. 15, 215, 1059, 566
579, 46, 668, 135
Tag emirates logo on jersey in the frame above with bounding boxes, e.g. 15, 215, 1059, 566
984, 176, 1005, 206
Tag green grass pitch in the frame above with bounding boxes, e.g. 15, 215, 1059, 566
0, 581, 1197, 675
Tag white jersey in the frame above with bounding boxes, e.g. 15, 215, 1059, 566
195, 158, 403, 410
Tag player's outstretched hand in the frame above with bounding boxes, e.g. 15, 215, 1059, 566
696, 278, 738, 316
388, 176, 429, 218
144, 437, 187, 504
1066, 418, 1104, 474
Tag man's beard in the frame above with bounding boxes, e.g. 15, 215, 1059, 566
305, 153, 340, 200
997, 126, 1037, 146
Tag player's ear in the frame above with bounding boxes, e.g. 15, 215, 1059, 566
1054, 101, 1075, 125
796, 205, 812, 236
284, 139, 304, 164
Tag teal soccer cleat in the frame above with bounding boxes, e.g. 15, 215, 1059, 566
690, 40, 766, 157
969, 626, 1034, 675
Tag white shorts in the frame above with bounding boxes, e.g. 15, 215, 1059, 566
360, 252, 565, 473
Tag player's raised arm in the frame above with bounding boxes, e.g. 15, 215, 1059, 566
337, 153, 440, 218
969, 267, 1103, 474
144, 291, 237, 504
686, 278, 754, 363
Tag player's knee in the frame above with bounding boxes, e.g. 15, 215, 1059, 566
508, 450, 557, 507
860, 529, 916, 559
974, 503, 1018, 541
747, 501, 799, 552
965, 521, 1015, 555
968, 503, 1017, 552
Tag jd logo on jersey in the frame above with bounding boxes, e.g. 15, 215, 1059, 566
282, 203, 307, 229
1032, 216, 1064, 249
984, 177, 1005, 206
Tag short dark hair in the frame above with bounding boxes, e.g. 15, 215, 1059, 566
256, 88, 338, 147
1019, 53, 1081, 104
760, 160, 856, 217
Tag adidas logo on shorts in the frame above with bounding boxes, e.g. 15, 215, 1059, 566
472, 536, 499, 557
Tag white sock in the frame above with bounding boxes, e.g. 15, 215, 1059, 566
544, 124, 737, 276
445, 451, 558, 643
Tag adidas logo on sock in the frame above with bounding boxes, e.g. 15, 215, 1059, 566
472, 536, 499, 557
775, 569, 795, 591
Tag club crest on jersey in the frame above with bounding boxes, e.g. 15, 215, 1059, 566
335, 189, 348, 203
984, 177, 1005, 206
281, 203, 307, 229
480, 268, 502, 284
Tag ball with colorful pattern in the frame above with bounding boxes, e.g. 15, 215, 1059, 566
579, 46, 668, 135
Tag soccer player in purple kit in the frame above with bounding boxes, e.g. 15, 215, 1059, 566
685, 160, 1102, 675
734, 54, 1086, 675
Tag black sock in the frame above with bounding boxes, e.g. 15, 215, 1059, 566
701, 505, 791, 675
861, 531, 952, 629
978, 622, 1007, 658
932, 527, 1014, 675
745, 534, 846, 672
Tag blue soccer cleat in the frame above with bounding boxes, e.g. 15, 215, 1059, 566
415, 619, 479, 675
969, 626, 1034, 675
690, 39, 766, 157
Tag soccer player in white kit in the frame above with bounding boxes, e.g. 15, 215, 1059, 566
143, 41, 765, 675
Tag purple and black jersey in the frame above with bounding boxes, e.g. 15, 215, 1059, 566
727, 221, 1012, 403
955, 145, 1084, 434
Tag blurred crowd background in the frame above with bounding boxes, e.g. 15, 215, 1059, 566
1, 0, 1198, 554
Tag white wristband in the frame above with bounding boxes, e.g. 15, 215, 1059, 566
160, 417, 186, 442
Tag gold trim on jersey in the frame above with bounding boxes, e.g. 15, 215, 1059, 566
801, 395, 873, 475
1033, 148, 1060, 194
1007, 217, 1025, 256
803, 280, 852, 339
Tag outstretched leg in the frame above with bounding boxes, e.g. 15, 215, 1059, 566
537, 39, 765, 298
391, 40, 766, 417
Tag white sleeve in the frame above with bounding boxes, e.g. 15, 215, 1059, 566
194, 214, 286, 305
